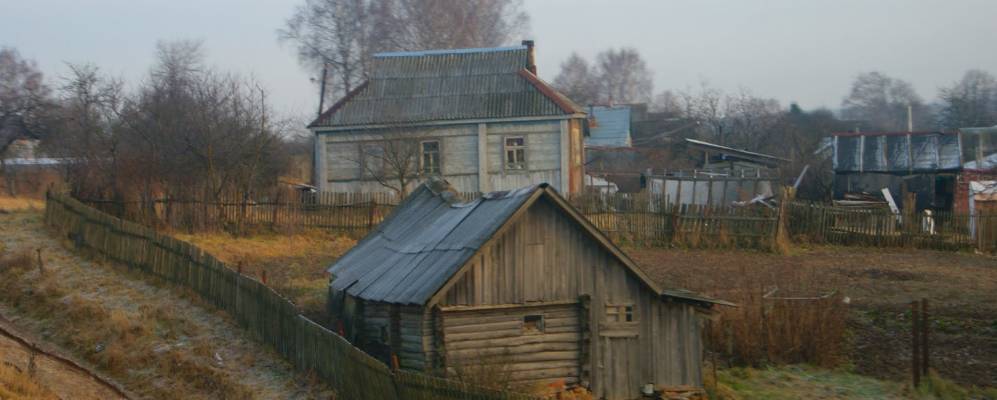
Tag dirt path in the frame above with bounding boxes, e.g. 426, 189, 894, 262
0, 210, 332, 399
0, 316, 129, 399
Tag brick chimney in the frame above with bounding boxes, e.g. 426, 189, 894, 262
522, 40, 536, 75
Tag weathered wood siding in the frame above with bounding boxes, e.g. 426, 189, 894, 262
317, 118, 580, 194
358, 301, 432, 371
435, 197, 703, 400
438, 302, 581, 386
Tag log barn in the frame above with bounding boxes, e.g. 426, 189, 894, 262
327, 179, 727, 399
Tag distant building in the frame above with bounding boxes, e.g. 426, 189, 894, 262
327, 179, 727, 399
308, 41, 587, 195
585, 105, 631, 147
831, 131, 962, 211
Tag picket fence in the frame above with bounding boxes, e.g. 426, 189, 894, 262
45, 193, 540, 400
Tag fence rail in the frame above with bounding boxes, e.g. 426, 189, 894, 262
78, 190, 997, 253
45, 193, 540, 400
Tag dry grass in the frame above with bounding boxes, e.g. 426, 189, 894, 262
0, 197, 44, 213
0, 210, 332, 399
175, 229, 355, 322
629, 246, 997, 387
0, 361, 59, 400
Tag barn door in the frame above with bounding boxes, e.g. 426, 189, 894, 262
599, 329, 639, 399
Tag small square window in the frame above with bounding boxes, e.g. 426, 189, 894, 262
606, 304, 636, 323
523, 314, 544, 333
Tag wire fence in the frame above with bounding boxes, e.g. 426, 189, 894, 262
45, 192, 541, 400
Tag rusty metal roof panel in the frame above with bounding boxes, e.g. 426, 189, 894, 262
310, 46, 581, 128
328, 183, 538, 305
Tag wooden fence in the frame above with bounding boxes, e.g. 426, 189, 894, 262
78, 191, 997, 253
45, 193, 540, 400
786, 202, 996, 252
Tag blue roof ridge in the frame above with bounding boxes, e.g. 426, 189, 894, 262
374, 45, 526, 58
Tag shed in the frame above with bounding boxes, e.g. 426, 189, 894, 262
831, 131, 962, 211
327, 179, 727, 399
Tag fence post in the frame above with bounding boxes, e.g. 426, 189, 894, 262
911, 300, 921, 388
921, 298, 929, 376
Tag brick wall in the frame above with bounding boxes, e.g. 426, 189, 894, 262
955, 170, 997, 213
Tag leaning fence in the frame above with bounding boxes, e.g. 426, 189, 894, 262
45, 192, 540, 400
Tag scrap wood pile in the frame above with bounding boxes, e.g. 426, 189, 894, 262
832, 192, 890, 210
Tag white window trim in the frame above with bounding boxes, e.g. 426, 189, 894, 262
420, 139, 441, 175
503, 136, 527, 172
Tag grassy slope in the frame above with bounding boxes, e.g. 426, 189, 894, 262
0, 204, 332, 399
174, 230, 355, 323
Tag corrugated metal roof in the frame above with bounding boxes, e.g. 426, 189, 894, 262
586, 106, 632, 147
832, 132, 962, 173
328, 183, 538, 305
309, 46, 583, 128
327, 180, 729, 307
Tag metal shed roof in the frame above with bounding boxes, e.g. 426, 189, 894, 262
327, 180, 730, 307
309, 45, 583, 128
831, 131, 962, 173
586, 106, 632, 147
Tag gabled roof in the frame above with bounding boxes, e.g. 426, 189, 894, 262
586, 106, 632, 147
308, 45, 583, 128
327, 180, 729, 307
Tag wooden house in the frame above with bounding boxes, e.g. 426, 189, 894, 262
308, 41, 588, 195
327, 178, 728, 399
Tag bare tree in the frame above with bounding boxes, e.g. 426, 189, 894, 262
390, 0, 529, 50
552, 47, 653, 106
279, 0, 530, 102
0, 47, 52, 145
595, 47, 653, 105
938, 69, 997, 129
552, 53, 599, 106
841, 71, 932, 131
353, 134, 422, 196
652, 90, 683, 117
0, 47, 54, 195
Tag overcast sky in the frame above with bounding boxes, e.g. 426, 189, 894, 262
4, 0, 997, 122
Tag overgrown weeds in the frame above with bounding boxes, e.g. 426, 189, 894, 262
693, 262, 849, 368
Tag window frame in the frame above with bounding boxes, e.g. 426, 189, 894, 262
420, 139, 442, 176
503, 136, 527, 172
522, 314, 545, 334
605, 303, 637, 323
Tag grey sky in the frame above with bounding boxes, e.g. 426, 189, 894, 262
4, 0, 997, 121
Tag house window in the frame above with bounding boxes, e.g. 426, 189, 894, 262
605, 304, 636, 323
523, 314, 544, 333
504, 137, 526, 171
421, 140, 441, 175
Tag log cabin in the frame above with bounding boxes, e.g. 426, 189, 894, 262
327, 178, 728, 399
